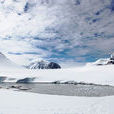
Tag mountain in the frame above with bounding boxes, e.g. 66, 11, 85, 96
26, 60, 49, 69
26, 60, 61, 69
0, 52, 61, 69
0, 52, 21, 68
87, 53, 114, 66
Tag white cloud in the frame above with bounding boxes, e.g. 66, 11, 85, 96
0, 0, 113, 66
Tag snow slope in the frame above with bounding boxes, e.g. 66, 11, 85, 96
0, 89, 113, 114
0, 52, 20, 68
0, 65, 114, 86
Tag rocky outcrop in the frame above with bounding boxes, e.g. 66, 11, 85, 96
110, 53, 114, 60
47, 62, 61, 69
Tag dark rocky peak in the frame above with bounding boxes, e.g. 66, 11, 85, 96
47, 62, 61, 69
27, 60, 61, 69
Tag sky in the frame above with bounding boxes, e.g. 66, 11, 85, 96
0, 0, 114, 67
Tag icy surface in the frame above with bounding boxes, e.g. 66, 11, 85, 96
0, 89, 114, 114
1, 83, 114, 97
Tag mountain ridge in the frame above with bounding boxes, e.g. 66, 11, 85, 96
26, 60, 61, 69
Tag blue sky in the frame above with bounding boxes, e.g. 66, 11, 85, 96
0, 0, 114, 67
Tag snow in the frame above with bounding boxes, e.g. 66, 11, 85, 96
86, 54, 114, 66
0, 52, 22, 69
27, 59, 49, 69
0, 89, 113, 114
87, 58, 110, 65
0, 65, 114, 86
26, 59, 61, 69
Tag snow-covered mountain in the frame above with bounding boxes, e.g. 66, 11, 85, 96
0, 52, 21, 68
0, 52, 61, 69
87, 53, 114, 66
26, 60, 61, 69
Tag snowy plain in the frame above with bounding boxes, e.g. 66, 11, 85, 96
0, 89, 114, 114
0, 65, 114, 86
0, 65, 114, 114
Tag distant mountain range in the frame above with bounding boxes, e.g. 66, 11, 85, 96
0, 52, 114, 69
0, 52, 61, 69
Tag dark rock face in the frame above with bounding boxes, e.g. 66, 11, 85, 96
107, 60, 114, 65
47, 62, 61, 69
107, 53, 114, 64
24, 2, 29, 12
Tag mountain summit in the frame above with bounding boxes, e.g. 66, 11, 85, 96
26, 60, 61, 69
